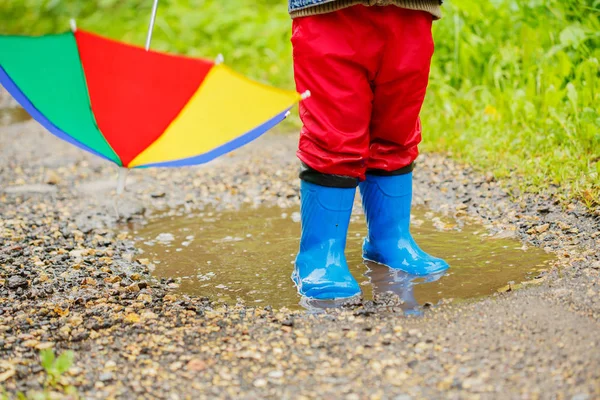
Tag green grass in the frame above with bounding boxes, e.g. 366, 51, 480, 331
426, 0, 600, 207
1, 349, 78, 399
1, 0, 598, 207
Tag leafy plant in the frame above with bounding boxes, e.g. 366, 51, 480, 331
39, 349, 74, 390
0, 350, 78, 399
20, 350, 78, 399
424, 0, 600, 206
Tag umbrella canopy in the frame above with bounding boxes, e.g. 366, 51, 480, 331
0, 29, 302, 168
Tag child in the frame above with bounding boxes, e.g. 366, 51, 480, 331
290, 0, 449, 300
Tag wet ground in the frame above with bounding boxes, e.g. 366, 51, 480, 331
1, 93, 600, 399
0, 107, 30, 126
131, 206, 553, 311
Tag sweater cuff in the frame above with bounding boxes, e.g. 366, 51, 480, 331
290, 0, 443, 19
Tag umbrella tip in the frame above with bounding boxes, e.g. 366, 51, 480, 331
301, 90, 311, 100
215, 54, 224, 65
70, 19, 77, 32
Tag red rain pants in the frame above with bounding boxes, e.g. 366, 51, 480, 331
292, 5, 434, 180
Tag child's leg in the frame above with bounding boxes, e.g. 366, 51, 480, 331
360, 7, 449, 276
291, 6, 379, 299
292, 6, 381, 181
367, 7, 434, 172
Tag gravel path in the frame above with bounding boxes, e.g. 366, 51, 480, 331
1, 102, 599, 399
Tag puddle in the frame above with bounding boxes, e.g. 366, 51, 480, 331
0, 107, 31, 126
129, 206, 554, 311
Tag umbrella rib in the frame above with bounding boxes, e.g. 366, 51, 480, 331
145, 0, 160, 51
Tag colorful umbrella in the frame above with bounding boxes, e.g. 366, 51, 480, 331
0, 1, 306, 193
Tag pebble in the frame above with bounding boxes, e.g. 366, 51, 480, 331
98, 372, 114, 382
253, 378, 267, 388
7, 276, 28, 290
268, 370, 284, 379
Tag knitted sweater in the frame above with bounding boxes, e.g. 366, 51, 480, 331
289, 0, 442, 19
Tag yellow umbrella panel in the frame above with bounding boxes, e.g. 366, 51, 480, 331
130, 64, 302, 168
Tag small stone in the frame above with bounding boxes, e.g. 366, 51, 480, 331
268, 370, 284, 379
54, 307, 70, 317
186, 359, 207, 372
253, 378, 267, 388
22, 340, 40, 348
124, 313, 140, 323
557, 221, 571, 230
7, 276, 28, 290
81, 277, 97, 286
407, 329, 421, 337
437, 377, 453, 390
104, 361, 117, 370
535, 223, 550, 233
98, 372, 114, 382
44, 170, 61, 185
59, 325, 71, 336
497, 284, 512, 293
104, 275, 121, 284
35, 342, 54, 350
69, 315, 83, 327
137, 294, 152, 303
493, 229, 516, 239
169, 362, 183, 371
0, 369, 16, 383
141, 311, 158, 320
130, 273, 142, 281
462, 377, 483, 390
126, 283, 141, 293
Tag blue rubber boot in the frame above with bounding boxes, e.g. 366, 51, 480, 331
359, 172, 449, 276
293, 181, 361, 300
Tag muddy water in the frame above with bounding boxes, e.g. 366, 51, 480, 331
0, 107, 31, 126
130, 206, 554, 311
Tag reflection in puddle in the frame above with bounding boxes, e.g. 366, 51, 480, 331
0, 107, 31, 126
366, 265, 446, 316
130, 206, 554, 312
